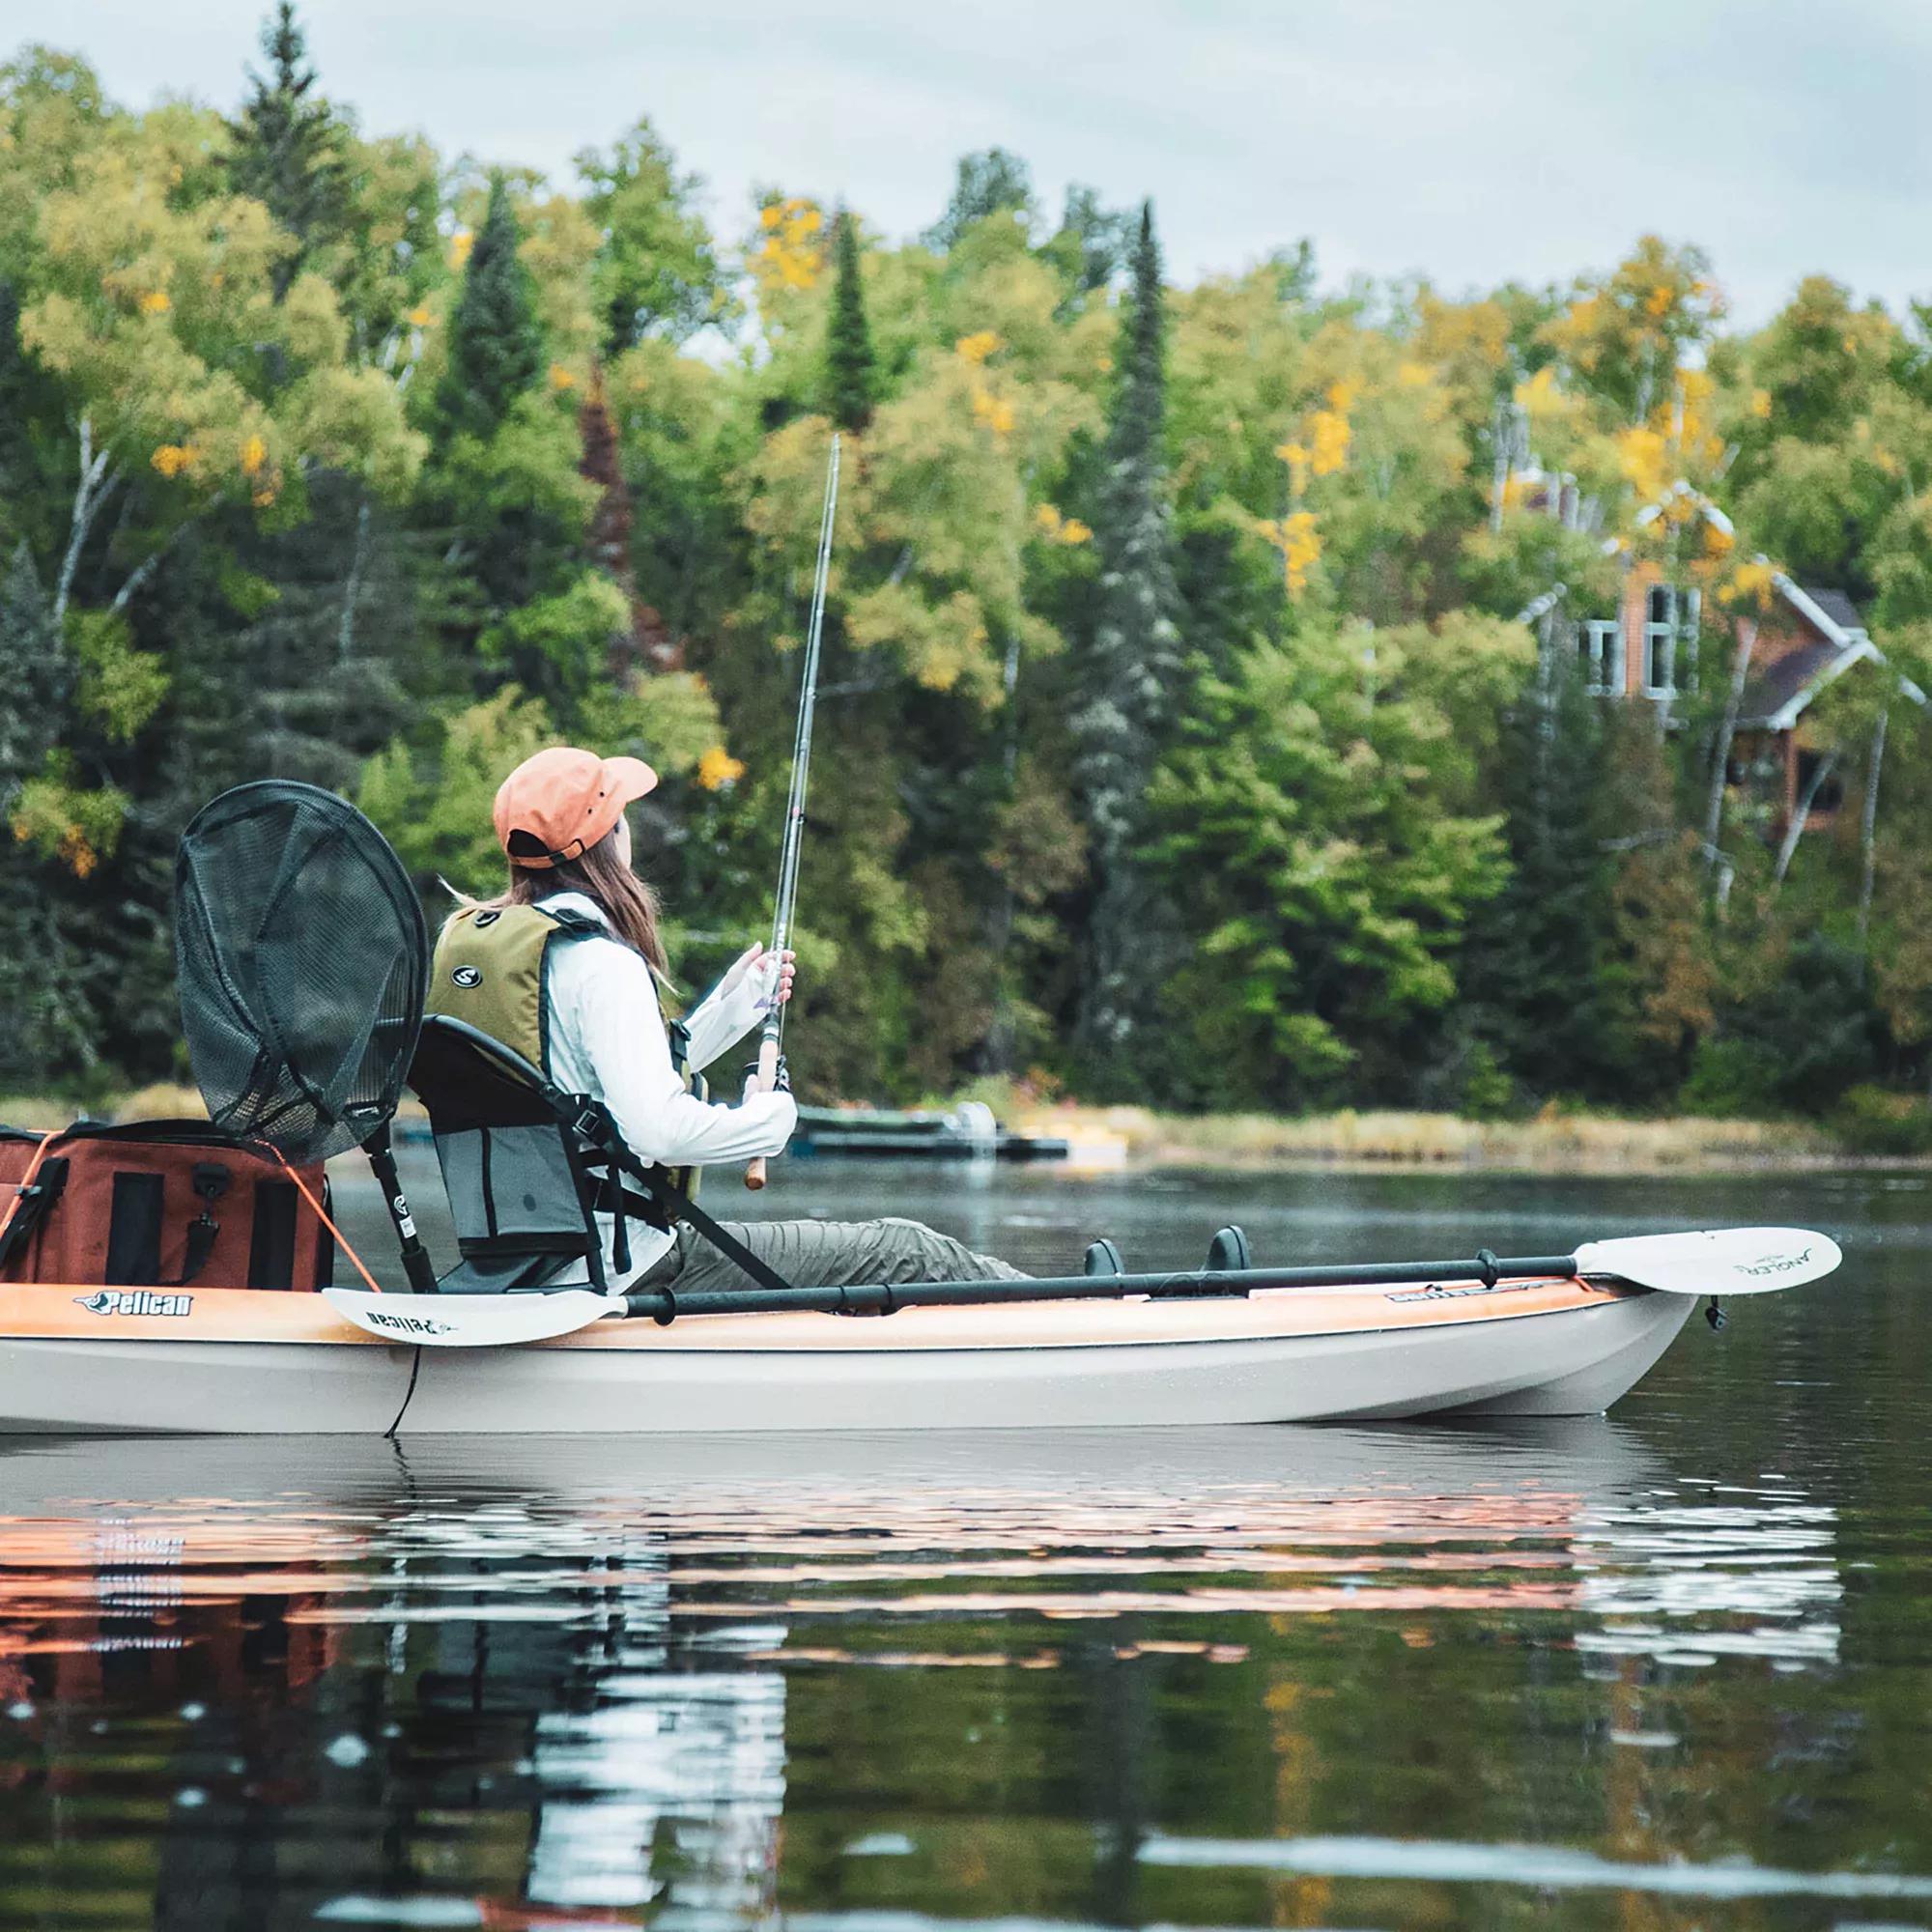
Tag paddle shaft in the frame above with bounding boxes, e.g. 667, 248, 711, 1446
747, 433, 840, 1190
624, 1251, 1586, 1324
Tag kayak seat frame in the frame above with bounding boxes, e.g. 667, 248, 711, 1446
406, 1016, 793, 1297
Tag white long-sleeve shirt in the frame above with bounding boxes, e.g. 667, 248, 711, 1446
537, 892, 796, 1285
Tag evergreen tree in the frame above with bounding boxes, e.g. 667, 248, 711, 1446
1047, 185, 1130, 296
433, 175, 544, 446
227, 1, 346, 298
923, 148, 1036, 251
1069, 202, 1184, 1090
0, 543, 96, 1090
0, 543, 70, 796
1458, 659, 1636, 1103
823, 210, 875, 432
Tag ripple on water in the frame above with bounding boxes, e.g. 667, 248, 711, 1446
0, 1415, 1909, 1926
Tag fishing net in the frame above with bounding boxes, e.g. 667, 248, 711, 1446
175, 781, 427, 1164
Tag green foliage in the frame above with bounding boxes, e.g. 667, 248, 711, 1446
824, 211, 875, 432
1070, 202, 1184, 1090
0, 543, 70, 790
432, 175, 543, 445
1152, 617, 1520, 1107
923, 149, 1036, 251
4, 18, 1932, 1130
226, 2, 347, 299
360, 685, 558, 892
577, 118, 731, 353
70, 608, 168, 742
1833, 1083, 1932, 1156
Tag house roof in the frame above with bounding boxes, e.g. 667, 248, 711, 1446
1739, 636, 1869, 731
1741, 579, 1923, 728
1802, 587, 1865, 635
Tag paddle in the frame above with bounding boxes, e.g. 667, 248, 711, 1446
744, 431, 840, 1190
322, 1225, 1841, 1349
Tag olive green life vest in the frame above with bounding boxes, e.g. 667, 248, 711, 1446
428, 903, 577, 1071
426, 901, 704, 1256
429, 903, 704, 1118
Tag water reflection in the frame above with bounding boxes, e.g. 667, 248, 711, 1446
0, 1422, 1872, 1928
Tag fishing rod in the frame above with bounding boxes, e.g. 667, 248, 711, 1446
745, 432, 840, 1189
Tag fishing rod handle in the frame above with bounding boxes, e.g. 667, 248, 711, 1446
742, 1030, 781, 1190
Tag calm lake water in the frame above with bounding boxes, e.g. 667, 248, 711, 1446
2, 1155, 1930, 1930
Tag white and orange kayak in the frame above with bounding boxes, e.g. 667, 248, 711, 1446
0, 1270, 1701, 1435
0, 1222, 1843, 1435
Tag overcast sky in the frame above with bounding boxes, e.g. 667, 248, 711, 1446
26, 0, 1932, 326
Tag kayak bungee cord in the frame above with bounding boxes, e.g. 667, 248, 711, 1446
746, 431, 841, 1189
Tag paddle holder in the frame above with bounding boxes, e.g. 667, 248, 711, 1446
359, 1120, 437, 1294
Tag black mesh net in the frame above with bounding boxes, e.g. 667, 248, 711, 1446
175, 781, 428, 1164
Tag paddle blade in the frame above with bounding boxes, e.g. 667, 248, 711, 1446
1574, 1227, 1841, 1296
324, 1287, 618, 1348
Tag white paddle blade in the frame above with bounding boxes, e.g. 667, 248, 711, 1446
1574, 1227, 1841, 1296
324, 1287, 619, 1348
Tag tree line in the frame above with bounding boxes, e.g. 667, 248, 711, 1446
2, 9, 1930, 1143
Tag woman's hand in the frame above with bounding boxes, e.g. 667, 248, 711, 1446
722, 943, 796, 1014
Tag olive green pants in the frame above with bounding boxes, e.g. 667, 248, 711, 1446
641, 1216, 1030, 1293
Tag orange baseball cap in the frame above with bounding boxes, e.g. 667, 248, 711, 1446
493, 747, 658, 869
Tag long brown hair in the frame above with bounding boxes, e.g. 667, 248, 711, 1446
458, 831, 672, 984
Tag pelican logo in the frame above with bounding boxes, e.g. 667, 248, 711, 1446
451, 965, 483, 989
74, 1290, 193, 1319
1741, 1245, 1811, 1278
363, 1308, 457, 1337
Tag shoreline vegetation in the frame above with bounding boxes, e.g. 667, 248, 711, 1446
1019, 1103, 1871, 1175
3, 1084, 1915, 1175
7, 14, 1932, 1142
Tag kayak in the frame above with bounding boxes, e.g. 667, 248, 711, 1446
0, 1269, 1693, 1435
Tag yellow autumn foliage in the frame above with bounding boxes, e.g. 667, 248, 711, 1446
137, 288, 170, 315
1308, 408, 1350, 476
1718, 558, 1779, 610
696, 744, 746, 790
1033, 502, 1091, 545
1617, 425, 1671, 500
955, 330, 1000, 365
1256, 510, 1321, 594
971, 384, 1015, 440
751, 196, 825, 298
1275, 440, 1311, 497
240, 432, 266, 476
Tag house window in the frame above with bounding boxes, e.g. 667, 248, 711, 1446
1796, 750, 1844, 817
1579, 618, 1623, 695
1643, 583, 1690, 697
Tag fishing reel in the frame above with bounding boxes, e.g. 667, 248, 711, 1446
1706, 1295, 1726, 1331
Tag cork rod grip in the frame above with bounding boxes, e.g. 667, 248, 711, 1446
742, 1032, 781, 1190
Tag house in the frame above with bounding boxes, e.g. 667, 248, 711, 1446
1517, 487, 1923, 839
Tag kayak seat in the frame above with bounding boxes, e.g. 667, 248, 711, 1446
407, 1014, 671, 1295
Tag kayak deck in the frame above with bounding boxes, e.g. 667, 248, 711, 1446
0, 1275, 1693, 1435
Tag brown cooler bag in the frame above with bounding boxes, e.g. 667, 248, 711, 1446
0, 1120, 335, 1292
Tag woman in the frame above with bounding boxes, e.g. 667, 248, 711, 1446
441, 744, 1026, 1295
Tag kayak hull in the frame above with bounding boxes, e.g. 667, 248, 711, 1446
0, 1275, 1692, 1435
